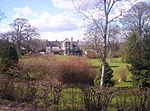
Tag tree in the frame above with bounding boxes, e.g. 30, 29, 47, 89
0, 39, 8, 56
125, 26, 150, 87
121, 1, 150, 87
84, 22, 103, 53
73, 0, 122, 86
0, 43, 18, 77
30, 39, 46, 52
95, 62, 114, 87
0, 31, 17, 43
108, 25, 121, 59
10, 18, 39, 55
0, 10, 5, 22
121, 1, 150, 39
23, 25, 40, 53
124, 31, 138, 63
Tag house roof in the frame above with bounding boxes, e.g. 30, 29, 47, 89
46, 39, 80, 48
46, 41, 61, 47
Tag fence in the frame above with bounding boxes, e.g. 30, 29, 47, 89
0, 81, 150, 111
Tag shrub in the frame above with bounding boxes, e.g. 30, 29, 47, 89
95, 62, 114, 87
14, 82, 37, 103
118, 67, 127, 82
0, 43, 18, 76
57, 57, 96, 85
86, 49, 100, 59
82, 87, 115, 111
0, 79, 15, 101
17, 55, 58, 82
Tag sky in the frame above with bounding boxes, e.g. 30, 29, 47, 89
0, 0, 85, 41
0, 0, 147, 41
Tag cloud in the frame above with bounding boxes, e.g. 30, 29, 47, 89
13, 6, 37, 19
12, 6, 82, 33
29, 11, 82, 32
0, 23, 12, 32
41, 30, 84, 41
52, 0, 77, 10
51, 0, 95, 10
14, 5, 32, 15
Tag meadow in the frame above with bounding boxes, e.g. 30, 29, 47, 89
21, 55, 132, 87
48, 55, 132, 87
1, 55, 149, 111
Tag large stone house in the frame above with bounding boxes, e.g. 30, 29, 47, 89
46, 38, 82, 55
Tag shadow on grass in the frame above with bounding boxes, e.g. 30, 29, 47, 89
92, 65, 119, 69
125, 80, 132, 82
110, 65, 119, 68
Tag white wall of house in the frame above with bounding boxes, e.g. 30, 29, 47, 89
61, 38, 70, 50
46, 47, 51, 54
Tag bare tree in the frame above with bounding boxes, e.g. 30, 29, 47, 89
30, 39, 46, 52
0, 10, 5, 22
84, 22, 103, 53
121, 1, 150, 61
10, 18, 39, 55
23, 25, 40, 53
121, 1, 150, 39
108, 25, 121, 59
73, 0, 122, 86
0, 31, 17, 43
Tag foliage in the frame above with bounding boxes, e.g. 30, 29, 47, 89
115, 88, 150, 111
95, 62, 114, 87
122, 31, 138, 63
0, 40, 8, 56
0, 43, 18, 77
17, 55, 58, 82
125, 29, 150, 87
82, 87, 115, 111
57, 57, 96, 85
0, 79, 15, 101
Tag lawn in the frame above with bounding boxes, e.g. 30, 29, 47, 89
21, 55, 132, 87
1, 55, 149, 111
86, 57, 132, 87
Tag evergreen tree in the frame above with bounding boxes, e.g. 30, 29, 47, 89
95, 62, 114, 87
125, 28, 150, 87
0, 43, 18, 76
123, 31, 138, 63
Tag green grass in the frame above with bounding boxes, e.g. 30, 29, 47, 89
88, 57, 132, 87
21, 55, 133, 87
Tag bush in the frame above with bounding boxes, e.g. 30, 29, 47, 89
95, 62, 114, 87
57, 57, 96, 85
0, 79, 15, 101
17, 55, 58, 82
86, 49, 100, 59
118, 67, 127, 82
0, 43, 18, 77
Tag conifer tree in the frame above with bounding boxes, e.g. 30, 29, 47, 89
0, 43, 18, 76
95, 62, 114, 87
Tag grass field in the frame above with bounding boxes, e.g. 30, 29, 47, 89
1, 55, 149, 111
90, 58, 132, 87
48, 55, 133, 87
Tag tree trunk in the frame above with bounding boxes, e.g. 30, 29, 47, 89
100, 0, 108, 87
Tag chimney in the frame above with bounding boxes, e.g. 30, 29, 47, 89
71, 37, 73, 42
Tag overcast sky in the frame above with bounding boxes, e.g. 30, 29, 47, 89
0, 0, 147, 41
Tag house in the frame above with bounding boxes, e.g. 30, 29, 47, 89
46, 38, 82, 55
